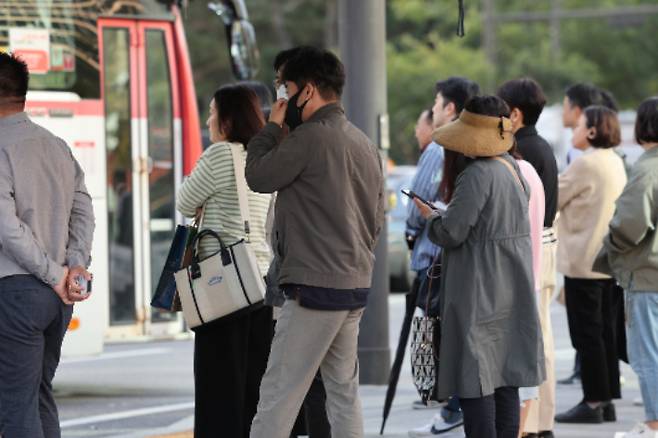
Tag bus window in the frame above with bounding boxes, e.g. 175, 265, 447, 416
0, 0, 168, 99
103, 27, 137, 326
145, 29, 177, 323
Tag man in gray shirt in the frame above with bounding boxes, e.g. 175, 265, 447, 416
0, 52, 95, 438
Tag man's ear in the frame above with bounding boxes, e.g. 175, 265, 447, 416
304, 83, 315, 101
511, 108, 524, 125
445, 101, 457, 119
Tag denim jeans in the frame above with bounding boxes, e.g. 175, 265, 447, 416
626, 290, 658, 421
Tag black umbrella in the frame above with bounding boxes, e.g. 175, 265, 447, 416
380, 287, 418, 435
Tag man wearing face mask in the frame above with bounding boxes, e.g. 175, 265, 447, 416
246, 47, 385, 438
267, 47, 332, 438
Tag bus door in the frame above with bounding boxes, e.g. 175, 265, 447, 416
99, 18, 183, 338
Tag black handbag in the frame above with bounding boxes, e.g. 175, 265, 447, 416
410, 256, 442, 404
151, 222, 198, 312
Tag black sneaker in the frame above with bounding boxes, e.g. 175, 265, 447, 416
538, 431, 554, 438
603, 401, 617, 422
555, 401, 604, 424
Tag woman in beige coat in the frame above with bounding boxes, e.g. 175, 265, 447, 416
554, 106, 626, 424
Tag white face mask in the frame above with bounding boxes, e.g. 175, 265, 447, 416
276, 84, 289, 101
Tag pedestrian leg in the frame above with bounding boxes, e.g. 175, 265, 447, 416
495, 386, 520, 438
40, 301, 73, 438
0, 276, 61, 438
250, 300, 349, 438
459, 393, 496, 438
319, 307, 365, 438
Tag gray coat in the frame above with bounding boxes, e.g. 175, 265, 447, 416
427, 155, 545, 399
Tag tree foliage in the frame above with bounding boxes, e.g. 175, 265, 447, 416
183, 0, 658, 164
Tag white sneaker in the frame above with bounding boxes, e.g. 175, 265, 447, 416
622, 423, 658, 438
408, 414, 464, 437
634, 397, 645, 407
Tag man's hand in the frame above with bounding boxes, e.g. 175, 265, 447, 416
413, 198, 435, 220
53, 266, 72, 305
67, 265, 92, 302
269, 98, 288, 127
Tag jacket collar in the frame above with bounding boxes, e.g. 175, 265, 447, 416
0, 111, 28, 128
306, 102, 344, 123
514, 125, 538, 140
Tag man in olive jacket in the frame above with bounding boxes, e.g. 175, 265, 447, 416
246, 47, 385, 438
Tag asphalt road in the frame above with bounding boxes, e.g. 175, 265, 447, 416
54, 295, 644, 437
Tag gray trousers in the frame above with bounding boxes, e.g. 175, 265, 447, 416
0, 275, 72, 438
250, 299, 365, 438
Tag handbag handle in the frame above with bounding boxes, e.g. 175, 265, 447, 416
189, 229, 231, 279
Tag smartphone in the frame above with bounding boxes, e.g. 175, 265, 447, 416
276, 84, 288, 100
75, 275, 93, 296
400, 189, 438, 211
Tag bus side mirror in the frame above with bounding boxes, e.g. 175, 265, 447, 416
229, 19, 259, 80
208, 0, 260, 80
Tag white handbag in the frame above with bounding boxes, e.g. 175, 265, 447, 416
174, 144, 265, 329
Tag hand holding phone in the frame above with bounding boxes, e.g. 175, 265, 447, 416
401, 189, 438, 211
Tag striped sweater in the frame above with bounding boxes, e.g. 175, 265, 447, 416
176, 141, 271, 273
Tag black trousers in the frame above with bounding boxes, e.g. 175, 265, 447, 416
564, 277, 622, 401
459, 387, 520, 438
193, 305, 273, 438
0, 275, 73, 438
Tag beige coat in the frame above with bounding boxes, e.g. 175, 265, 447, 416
557, 148, 626, 279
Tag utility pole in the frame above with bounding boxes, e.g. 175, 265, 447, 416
482, 0, 497, 90
338, 0, 391, 385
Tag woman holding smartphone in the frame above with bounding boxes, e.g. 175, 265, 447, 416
414, 95, 544, 438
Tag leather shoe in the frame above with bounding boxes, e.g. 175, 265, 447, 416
555, 401, 603, 423
603, 401, 617, 422
538, 432, 554, 438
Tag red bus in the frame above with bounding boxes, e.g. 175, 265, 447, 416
0, 0, 259, 355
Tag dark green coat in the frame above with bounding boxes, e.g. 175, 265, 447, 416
427, 155, 545, 398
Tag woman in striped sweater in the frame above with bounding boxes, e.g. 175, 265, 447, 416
176, 84, 272, 438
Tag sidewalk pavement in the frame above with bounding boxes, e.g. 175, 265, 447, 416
145, 294, 644, 438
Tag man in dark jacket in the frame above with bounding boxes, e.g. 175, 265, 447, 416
246, 47, 385, 438
498, 77, 558, 438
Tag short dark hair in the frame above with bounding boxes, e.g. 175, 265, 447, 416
273, 47, 304, 72
213, 84, 265, 147
435, 77, 480, 115
464, 94, 511, 118
584, 105, 621, 148
635, 97, 658, 145
281, 47, 345, 99
497, 77, 547, 126
0, 52, 29, 102
565, 83, 618, 112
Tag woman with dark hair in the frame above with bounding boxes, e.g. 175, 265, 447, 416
414, 95, 545, 437
176, 84, 272, 438
554, 105, 627, 424
594, 97, 658, 438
